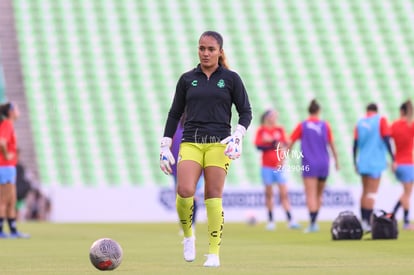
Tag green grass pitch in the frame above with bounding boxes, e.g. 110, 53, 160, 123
1, 222, 413, 274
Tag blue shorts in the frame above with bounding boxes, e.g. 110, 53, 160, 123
360, 172, 382, 179
395, 165, 414, 183
261, 167, 286, 185
0, 166, 16, 184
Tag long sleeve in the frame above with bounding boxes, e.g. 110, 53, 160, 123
231, 73, 252, 130
163, 76, 186, 138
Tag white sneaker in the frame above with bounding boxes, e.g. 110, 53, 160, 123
182, 236, 195, 262
266, 222, 276, 231
203, 254, 220, 267
361, 220, 371, 233
303, 223, 319, 233
288, 221, 301, 229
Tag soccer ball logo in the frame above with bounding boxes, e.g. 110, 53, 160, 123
89, 238, 123, 271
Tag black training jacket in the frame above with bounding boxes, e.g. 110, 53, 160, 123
163, 64, 252, 143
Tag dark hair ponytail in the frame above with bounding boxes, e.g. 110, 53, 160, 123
218, 50, 229, 69
308, 99, 320, 114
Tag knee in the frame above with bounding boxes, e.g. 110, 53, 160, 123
265, 189, 273, 199
404, 188, 413, 196
266, 193, 273, 201
176, 185, 194, 198
366, 192, 377, 201
9, 198, 16, 207
279, 188, 288, 199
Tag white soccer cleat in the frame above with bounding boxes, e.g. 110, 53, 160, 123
361, 220, 371, 233
203, 254, 220, 267
182, 236, 195, 262
288, 221, 301, 229
266, 222, 276, 231
303, 223, 319, 233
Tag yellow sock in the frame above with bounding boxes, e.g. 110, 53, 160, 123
205, 198, 224, 255
176, 194, 194, 238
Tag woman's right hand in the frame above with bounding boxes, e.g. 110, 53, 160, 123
159, 137, 175, 175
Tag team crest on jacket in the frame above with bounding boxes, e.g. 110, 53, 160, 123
191, 80, 198, 87
217, 79, 225, 88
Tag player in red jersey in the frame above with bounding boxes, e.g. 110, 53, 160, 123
391, 100, 414, 230
0, 102, 29, 238
254, 109, 300, 230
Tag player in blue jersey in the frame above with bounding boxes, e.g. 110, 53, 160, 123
353, 103, 394, 232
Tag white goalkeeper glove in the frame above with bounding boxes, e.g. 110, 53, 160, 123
160, 137, 175, 175
220, 124, 246, 160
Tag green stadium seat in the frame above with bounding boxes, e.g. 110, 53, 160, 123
12, 0, 413, 187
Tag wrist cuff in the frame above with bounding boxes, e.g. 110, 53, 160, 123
235, 124, 246, 137
161, 137, 172, 147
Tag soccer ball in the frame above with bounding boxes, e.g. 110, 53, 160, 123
245, 210, 257, 226
89, 238, 123, 271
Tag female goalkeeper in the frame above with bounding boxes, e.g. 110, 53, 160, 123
159, 31, 252, 267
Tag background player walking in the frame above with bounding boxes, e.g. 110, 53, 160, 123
254, 109, 300, 230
